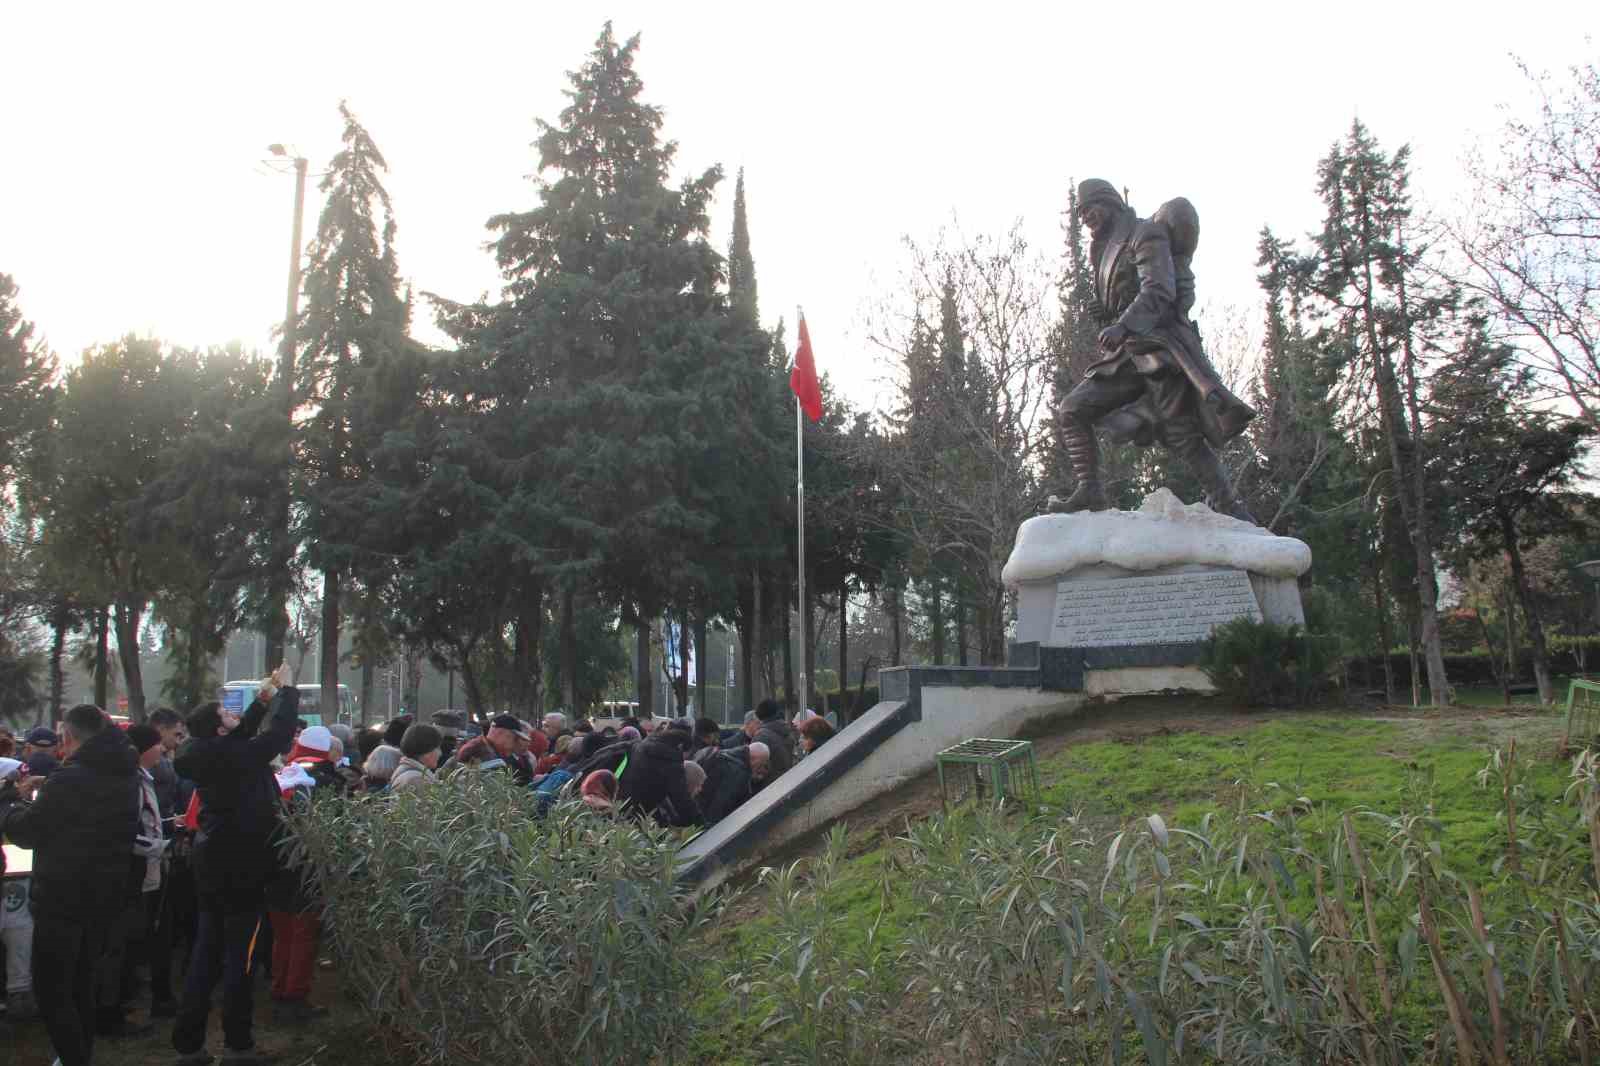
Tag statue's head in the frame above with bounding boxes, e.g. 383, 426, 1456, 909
1076, 178, 1125, 235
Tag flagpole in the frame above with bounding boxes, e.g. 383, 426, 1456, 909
795, 307, 808, 715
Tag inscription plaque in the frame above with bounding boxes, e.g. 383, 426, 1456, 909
1047, 570, 1261, 648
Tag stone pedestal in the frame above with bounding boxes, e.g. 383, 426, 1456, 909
1003, 489, 1313, 695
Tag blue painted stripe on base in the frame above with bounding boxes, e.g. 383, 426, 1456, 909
1080, 642, 1207, 669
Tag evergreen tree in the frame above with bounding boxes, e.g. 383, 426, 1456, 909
30, 338, 207, 719
1429, 313, 1594, 702
484, 23, 765, 711
0, 273, 56, 491
363, 351, 511, 721
714, 169, 789, 710
1302, 121, 1454, 704
0, 275, 58, 722
141, 345, 278, 710
296, 102, 413, 712
728, 167, 758, 326
1250, 228, 1368, 566
724, 168, 776, 704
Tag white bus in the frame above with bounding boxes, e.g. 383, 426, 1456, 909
219, 680, 355, 727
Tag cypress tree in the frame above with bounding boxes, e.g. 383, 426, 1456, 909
729, 167, 759, 326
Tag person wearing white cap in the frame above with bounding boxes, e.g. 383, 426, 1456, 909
265, 723, 349, 1025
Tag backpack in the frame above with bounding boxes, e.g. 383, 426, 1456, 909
1152, 197, 1200, 317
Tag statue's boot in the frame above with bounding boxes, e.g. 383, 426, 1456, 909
1179, 435, 1256, 524
1048, 419, 1108, 513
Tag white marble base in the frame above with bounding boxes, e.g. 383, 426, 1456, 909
1086, 666, 1215, 696
1006, 489, 1313, 650
1015, 561, 1305, 644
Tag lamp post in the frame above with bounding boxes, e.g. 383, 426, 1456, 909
262, 144, 308, 674
725, 630, 737, 723
1580, 561, 1600, 657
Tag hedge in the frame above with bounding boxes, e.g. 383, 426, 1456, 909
1348, 635, 1600, 689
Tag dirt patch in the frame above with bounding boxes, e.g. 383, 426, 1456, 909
6, 956, 369, 1066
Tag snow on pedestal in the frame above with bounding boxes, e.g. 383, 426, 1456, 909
1003, 488, 1311, 587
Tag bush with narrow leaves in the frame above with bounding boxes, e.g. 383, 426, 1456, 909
721, 825, 908, 1066
878, 745, 1600, 1065
283, 773, 711, 1066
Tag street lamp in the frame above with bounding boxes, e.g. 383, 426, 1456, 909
1580, 560, 1600, 641
725, 630, 737, 723
261, 142, 308, 674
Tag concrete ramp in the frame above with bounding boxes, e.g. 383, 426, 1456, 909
676, 698, 914, 894
677, 666, 1083, 896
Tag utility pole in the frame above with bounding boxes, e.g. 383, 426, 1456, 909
263, 146, 307, 673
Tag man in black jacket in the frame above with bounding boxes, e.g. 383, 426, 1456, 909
616, 729, 702, 828
696, 741, 771, 827
0, 703, 140, 1066
171, 665, 298, 1066
752, 700, 798, 784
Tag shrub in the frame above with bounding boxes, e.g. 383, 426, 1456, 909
1348, 635, 1600, 690
283, 774, 711, 1066
882, 750, 1600, 1065
726, 826, 909, 1065
1200, 617, 1337, 707
814, 684, 880, 722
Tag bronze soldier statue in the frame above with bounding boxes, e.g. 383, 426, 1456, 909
1050, 179, 1256, 521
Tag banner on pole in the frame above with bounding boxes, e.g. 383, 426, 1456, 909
789, 314, 822, 422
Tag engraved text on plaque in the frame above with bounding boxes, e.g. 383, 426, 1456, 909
1047, 570, 1262, 647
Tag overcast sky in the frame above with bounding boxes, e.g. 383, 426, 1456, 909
3, 2, 1594, 413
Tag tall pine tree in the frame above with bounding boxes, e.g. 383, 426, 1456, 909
485, 24, 759, 712
1303, 121, 1453, 704
296, 102, 413, 710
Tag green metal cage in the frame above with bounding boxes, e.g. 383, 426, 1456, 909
1565, 679, 1600, 752
935, 738, 1040, 810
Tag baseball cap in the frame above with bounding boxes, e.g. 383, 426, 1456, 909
25, 727, 58, 747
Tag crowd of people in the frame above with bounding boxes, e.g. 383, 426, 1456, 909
0, 672, 836, 1066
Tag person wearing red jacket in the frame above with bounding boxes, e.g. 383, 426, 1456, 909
264, 725, 350, 1025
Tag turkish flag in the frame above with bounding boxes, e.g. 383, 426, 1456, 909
789, 315, 823, 422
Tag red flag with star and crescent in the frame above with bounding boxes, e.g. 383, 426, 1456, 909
789, 315, 822, 422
